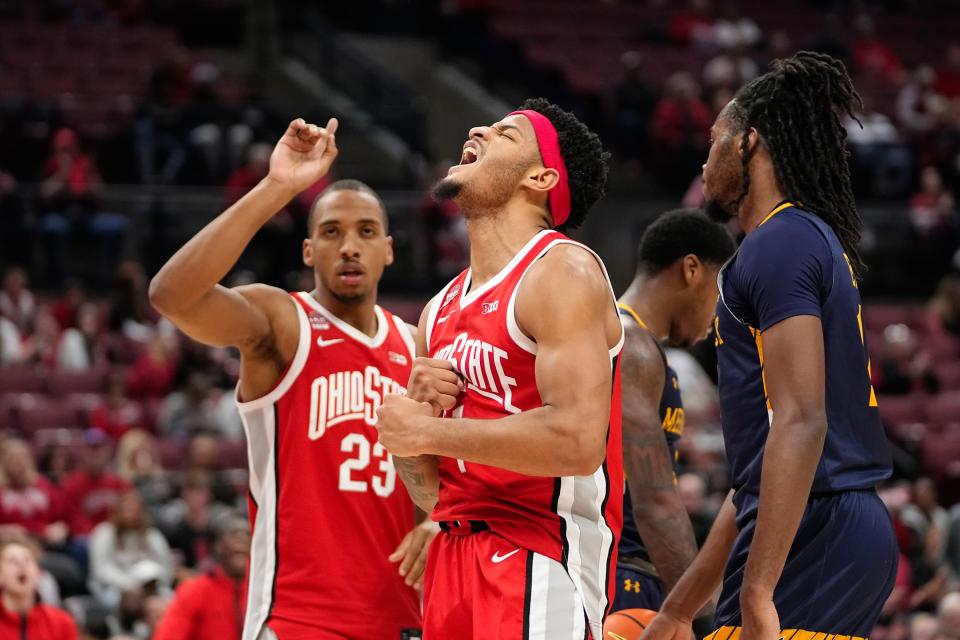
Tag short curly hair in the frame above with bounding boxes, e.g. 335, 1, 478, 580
637, 209, 736, 275
518, 98, 609, 230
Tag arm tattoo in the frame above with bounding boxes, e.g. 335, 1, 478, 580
394, 455, 439, 511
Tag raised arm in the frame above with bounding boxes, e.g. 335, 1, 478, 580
620, 324, 701, 593
149, 118, 337, 347
149, 118, 338, 397
377, 244, 620, 477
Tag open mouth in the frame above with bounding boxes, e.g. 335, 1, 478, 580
458, 142, 480, 166
337, 265, 365, 286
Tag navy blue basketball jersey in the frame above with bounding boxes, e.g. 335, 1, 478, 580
714, 202, 891, 516
617, 303, 685, 560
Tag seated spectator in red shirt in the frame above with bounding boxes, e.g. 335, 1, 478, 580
650, 72, 713, 191
0, 535, 77, 640
61, 430, 130, 536
49, 280, 86, 331
153, 511, 249, 640
39, 128, 102, 212
852, 14, 903, 82
936, 43, 960, 99
89, 373, 144, 440
126, 333, 178, 398
668, 0, 714, 45
0, 440, 69, 548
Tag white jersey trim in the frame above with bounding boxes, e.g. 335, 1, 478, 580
235, 296, 311, 412
425, 280, 456, 352
296, 292, 390, 349
391, 313, 416, 363
241, 405, 279, 640
505, 239, 625, 358
459, 229, 551, 309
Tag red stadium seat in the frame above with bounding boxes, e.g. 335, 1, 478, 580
220, 439, 248, 469
10, 393, 84, 434
48, 369, 107, 396
926, 394, 960, 425
936, 362, 960, 391
877, 393, 923, 427
157, 440, 189, 470
0, 365, 46, 394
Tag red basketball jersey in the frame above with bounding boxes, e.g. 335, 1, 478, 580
425, 229, 625, 627
237, 292, 420, 640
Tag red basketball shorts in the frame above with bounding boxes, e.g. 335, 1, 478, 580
422, 525, 595, 639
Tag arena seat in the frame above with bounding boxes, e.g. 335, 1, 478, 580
10, 393, 85, 434
0, 364, 46, 394
48, 369, 108, 396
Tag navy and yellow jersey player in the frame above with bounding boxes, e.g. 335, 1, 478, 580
643, 53, 897, 640
612, 210, 735, 622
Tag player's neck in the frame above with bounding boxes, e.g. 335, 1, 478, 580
2, 590, 35, 615
310, 288, 379, 338
464, 210, 548, 290
620, 277, 670, 340
739, 166, 787, 234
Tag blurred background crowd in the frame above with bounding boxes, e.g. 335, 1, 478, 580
0, 0, 959, 638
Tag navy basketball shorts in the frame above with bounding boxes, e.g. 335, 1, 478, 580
709, 489, 897, 640
611, 564, 666, 612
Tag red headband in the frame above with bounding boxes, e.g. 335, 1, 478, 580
508, 109, 571, 227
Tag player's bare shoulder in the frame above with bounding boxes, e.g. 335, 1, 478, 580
233, 283, 300, 362
515, 242, 619, 344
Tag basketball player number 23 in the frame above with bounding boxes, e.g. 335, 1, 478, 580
339, 434, 396, 497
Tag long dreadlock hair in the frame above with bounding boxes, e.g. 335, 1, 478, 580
727, 51, 867, 278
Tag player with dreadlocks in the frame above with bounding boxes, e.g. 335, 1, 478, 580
644, 52, 896, 640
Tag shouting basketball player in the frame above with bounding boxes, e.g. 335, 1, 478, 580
376, 98, 623, 639
149, 118, 436, 640
643, 53, 896, 640
613, 210, 734, 630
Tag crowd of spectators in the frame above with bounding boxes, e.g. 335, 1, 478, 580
0, 262, 251, 638
1, 2, 960, 638
605, 0, 960, 209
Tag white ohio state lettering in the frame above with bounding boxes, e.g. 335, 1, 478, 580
308, 366, 406, 440
434, 332, 519, 413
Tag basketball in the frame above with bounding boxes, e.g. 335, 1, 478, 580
603, 608, 658, 640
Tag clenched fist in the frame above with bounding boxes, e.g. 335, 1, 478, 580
406, 358, 464, 416
376, 394, 434, 458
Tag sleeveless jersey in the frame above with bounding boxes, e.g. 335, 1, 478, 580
715, 203, 891, 521
616, 304, 685, 561
425, 229, 625, 626
236, 292, 420, 640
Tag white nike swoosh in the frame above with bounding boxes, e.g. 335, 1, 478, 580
437, 314, 452, 324
491, 548, 520, 564
316, 337, 344, 347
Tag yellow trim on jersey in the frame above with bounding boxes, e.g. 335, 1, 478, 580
758, 201, 796, 227
706, 625, 865, 640
750, 326, 773, 412
617, 302, 649, 330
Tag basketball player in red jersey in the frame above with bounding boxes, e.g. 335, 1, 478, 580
376, 98, 623, 639
149, 118, 436, 640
